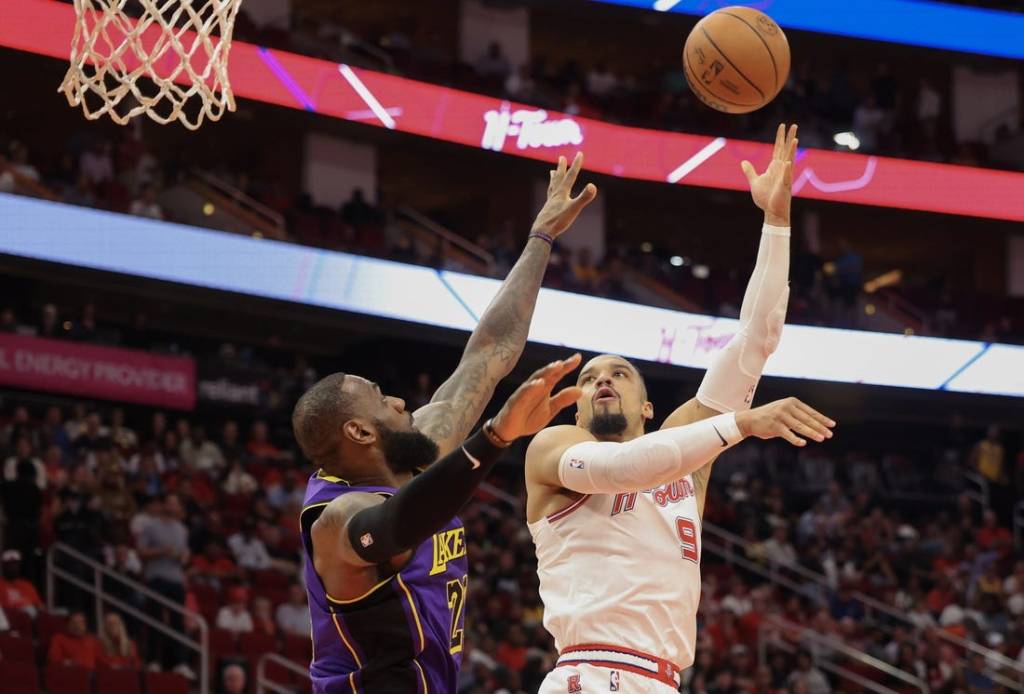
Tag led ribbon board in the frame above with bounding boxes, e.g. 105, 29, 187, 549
596, 0, 1024, 60
3, 0, 1024, 222
3, 193, 1021, 398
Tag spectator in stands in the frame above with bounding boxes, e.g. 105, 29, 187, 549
504, 65, 535, 100
2, 436, 46, 578
48, 610, 103, 670
160, 430, 182, 470
99, 612, 141, 670
228, 517, 272, 571
275, 583, 311, 637
80, 140, 114, 188
971, 425, 1006, 486
72, 412, 105, 458
266, 469, 304, 510
0, 307, 16, 333
586, 62, 619, 98
339, 189, 381, 229
69, 302, 99, 343
216, 586, 254, 634
569, 247, 602, 293
246, 420, 287, 463
0, 154, 14, 193
252, 596, 277, 637
179, 425, 225, 474
137, 493, 192, 677
222, 457, 258, 495
975, 510, 1011, 553
0, 549, 43, 617
38, 303, 63, 340
129, 183, 164, 220
832, 238, 864, 325
104, 540, 143, 585
188, 540, 240, 591
917, 79, 943, 153
108, 408, 137, 454
219, 420, 244, 462
221, 663, 247, 694
8, 141, 40, 183
763, 524, 799, 567
852, 95, 886, 152
62, 171, 98, 208
475, 41, 511, 81
786, 650, 831, 694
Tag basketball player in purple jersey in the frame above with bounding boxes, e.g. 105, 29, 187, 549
291, 154, 596, 692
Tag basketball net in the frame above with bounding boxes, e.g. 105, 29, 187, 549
60, 0, 243, 131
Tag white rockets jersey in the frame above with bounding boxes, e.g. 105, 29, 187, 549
528, 475, 703, 671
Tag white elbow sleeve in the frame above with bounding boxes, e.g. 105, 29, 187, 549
557, 413, 743, 494
697, 224, 789, 412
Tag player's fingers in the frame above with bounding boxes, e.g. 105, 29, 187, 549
772, 123, 785, 160
788, 135, 798, 164
778, 425, 806, 447
741, 160, 758, 185
786, 124, 798, 153
782, 161, 793, 188
550, 386, 584, 413
569, 183, 597, 212
556, 155, 567, 178
793, 400, 836, 428
563, 151, 583, 190
546, 353, 583, 383
791, 406, 832, 439
783, 413, 826, 443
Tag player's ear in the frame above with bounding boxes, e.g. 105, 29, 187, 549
642, 400, 654, 422
342, 418, 376, 446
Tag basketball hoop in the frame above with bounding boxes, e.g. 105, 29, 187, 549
60, 0, 243, 131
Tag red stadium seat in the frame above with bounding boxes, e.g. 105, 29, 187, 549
282, 634, 311, 666
6, 608, 34, 637
96, 667, 142, 694
209, 628, 238, 660
45, 663, 92, 694
0, 659, 40, 694
143, 671, 189, 694
36, 613, 67, 649
251, 570, 290, 591
238, 631, 276, 659
261, 658, 295, 688
0, 632, 36, 662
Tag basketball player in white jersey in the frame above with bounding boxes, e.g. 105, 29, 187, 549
525, 124, 835, 693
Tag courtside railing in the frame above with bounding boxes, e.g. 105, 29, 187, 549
256, 653, 311, 694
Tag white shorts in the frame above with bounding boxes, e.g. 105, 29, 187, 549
538, 663, 680, 694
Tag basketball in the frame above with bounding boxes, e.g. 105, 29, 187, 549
683, 6, 791, 114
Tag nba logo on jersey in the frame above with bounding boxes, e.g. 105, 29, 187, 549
609, 670, 620, 691
567, 673, 582, 693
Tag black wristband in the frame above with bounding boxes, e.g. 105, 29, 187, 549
347, 429, 505, 564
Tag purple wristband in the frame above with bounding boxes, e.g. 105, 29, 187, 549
529, 230, 554, 245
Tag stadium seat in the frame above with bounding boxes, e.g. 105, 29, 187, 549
45, 663, 92, 694
96, 667, 142, 694
35, 613, 67, 649
0, 632, 36, 661
209, 627, 239, 660
282, 634, 311, 666
143, 671, 189, 694
0, 660, 40, 694
261, 657, 295, 688
6, 608, 34, 637
251, 569, 290, 591
238, 631, 276, 659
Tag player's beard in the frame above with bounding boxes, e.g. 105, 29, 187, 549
376, 422, 440, 473
589, 412, 628, 437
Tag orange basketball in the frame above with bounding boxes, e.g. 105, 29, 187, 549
682, 7, 791, 114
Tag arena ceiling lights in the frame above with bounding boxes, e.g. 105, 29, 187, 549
4, 0, 1024, 224
601, 0, 1024, 60
3, 192, 1023, 399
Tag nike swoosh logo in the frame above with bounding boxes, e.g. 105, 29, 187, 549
712, 425, 728, 447
462, 445, 482, 470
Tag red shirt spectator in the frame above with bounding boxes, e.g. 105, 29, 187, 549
495, 626, 529, 672
48, 611, 103, 670
0, 550, 44, 613
98, 612, 141, 670
975, 510, 1011, 551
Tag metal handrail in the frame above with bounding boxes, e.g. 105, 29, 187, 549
47, 542, 210, 694
190, 169, 286, 232
759, 615, 927, 693
397, 206, 495, 267
704, 521, 1024, 679
963, 471, 990, 510
256, 653, 310, 694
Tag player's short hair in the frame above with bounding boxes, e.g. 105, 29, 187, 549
292, 373, 356, 464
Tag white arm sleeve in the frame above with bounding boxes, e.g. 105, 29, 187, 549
557, 413, 743, 494
697, 224, 790, 413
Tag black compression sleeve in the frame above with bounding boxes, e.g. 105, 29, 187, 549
346, 429, 504, 564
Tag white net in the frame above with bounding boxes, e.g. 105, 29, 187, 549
60, 0, 243, 130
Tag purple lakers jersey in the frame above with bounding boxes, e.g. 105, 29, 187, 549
301, 470, 468, 693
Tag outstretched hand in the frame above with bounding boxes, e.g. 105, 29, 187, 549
742, 123, 798, 227
491, 354, 583, 442
530, 153, 598, 239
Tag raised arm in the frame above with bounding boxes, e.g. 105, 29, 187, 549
312, 356, 582, 591
660, 123, 799, 515
414, 153, 597, 457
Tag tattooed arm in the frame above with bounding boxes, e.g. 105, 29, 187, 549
413, 153, 597, 458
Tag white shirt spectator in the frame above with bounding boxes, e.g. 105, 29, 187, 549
917, 83, 941, 121
216, 606, 254, 634
222, 467, 259, 495
130, 509, 159, 539
276, 601, 311, 636
721, 593, 753, 617
3, 456, 47, 490
80, 148, 114, 185
228, 531, 272, 570
0, 169, 14, 193
179, 438, 224, 473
